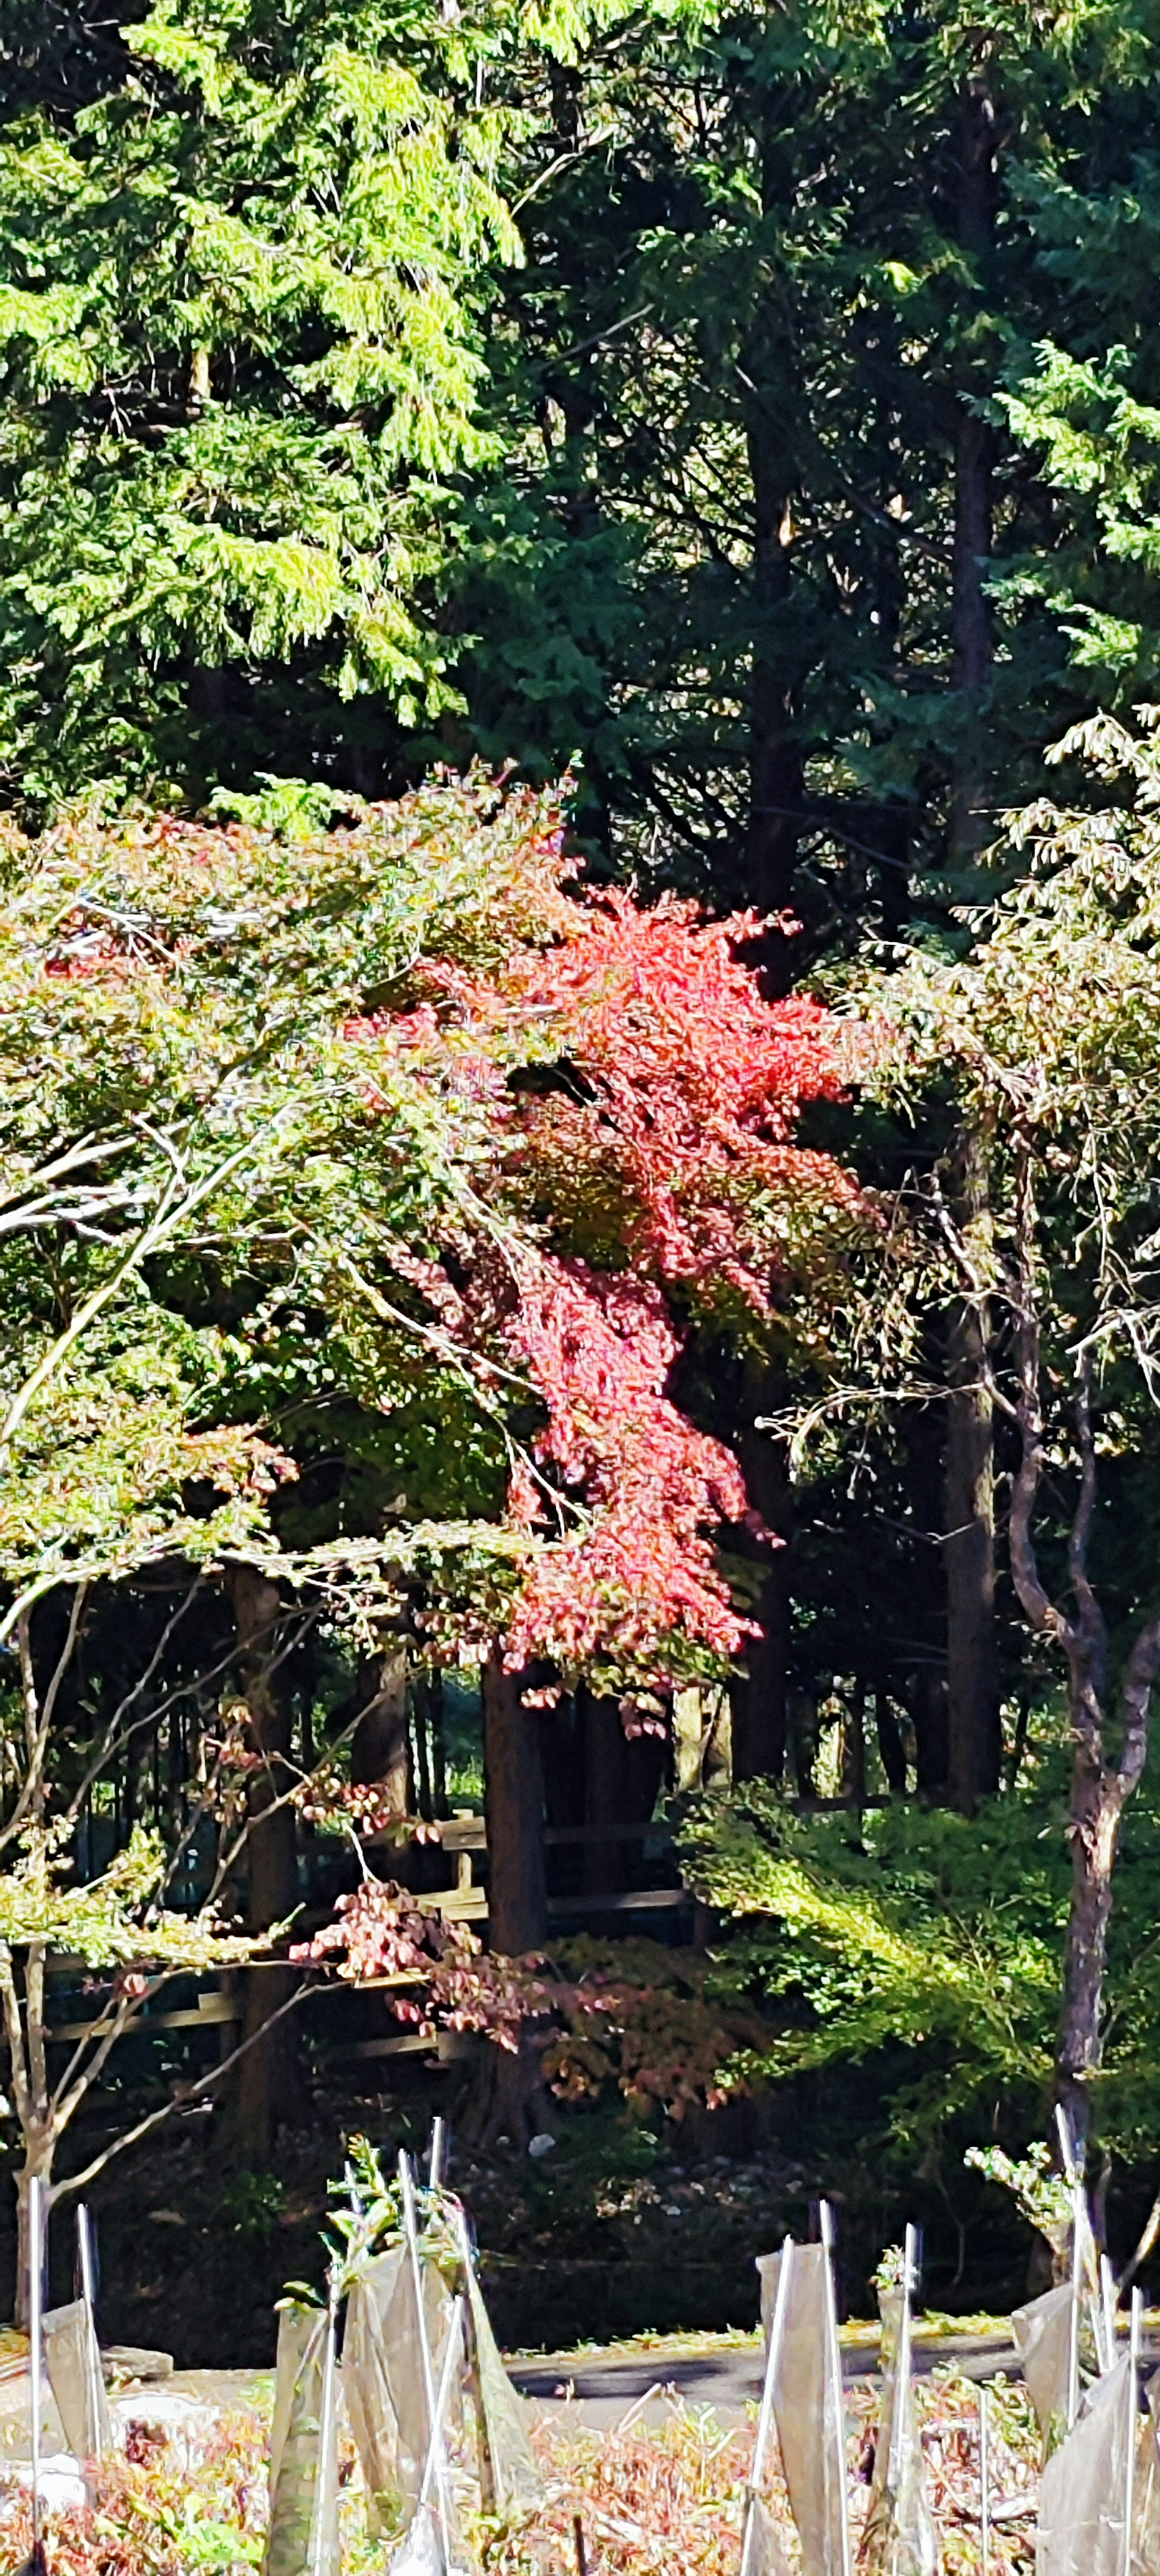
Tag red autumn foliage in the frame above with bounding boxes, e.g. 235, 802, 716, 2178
427, 887, 860, 1309
502, 1258, 760, 1685
288, 1877, 545, 2051
340, 835, 870, 1693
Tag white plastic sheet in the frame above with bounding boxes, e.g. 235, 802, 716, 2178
857, 2290, 937, 2576
1035, 2351, 1134, 2576
1012, 2286, 1073, 2457
42, 2299, 110, 2466
263, 2303, 341, 2576
757, 2246, 846, 2576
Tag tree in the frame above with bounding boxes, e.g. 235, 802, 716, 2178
879, 709, 1160, 2142
0, 0, 517, 807
0, 767, 867, 2181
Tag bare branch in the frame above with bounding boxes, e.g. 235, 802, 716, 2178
55, 1979, 314, 2201
0, 1946, 30, 2130
25, 1942, 47, 2124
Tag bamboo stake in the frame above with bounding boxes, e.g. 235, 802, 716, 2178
1124, 2287, 1143, 2576
1101, 2253, 1118, 2377
739, 2236, 795, 2576
418, 2296, 464, 2511
310, 2283, 339, 2576
979, 2384, 990, 2576
429, 2118, 446, 2190
1056, 2106, 1082, 2430
887, 2225, 918, 2497
76, 2202, 104, 2462
28, 2176, 42, 2563
399, 2150, 453, 2570
820, 2201, 853, 2576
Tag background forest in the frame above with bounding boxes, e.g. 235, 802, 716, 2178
5, 0, 1160, 2358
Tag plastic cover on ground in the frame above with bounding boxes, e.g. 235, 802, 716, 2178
41, 2299, 110, 2464
757, 2245, 845, 2576
856, 2290, 938, 2576
343, 2250, 409, 2537
746, 2492, 796, 2576
1036, 2352, 1137, 2576
263, 2303, 341, 2576
463, 2257, 543, 2521
1012, 2286, 1073, 2457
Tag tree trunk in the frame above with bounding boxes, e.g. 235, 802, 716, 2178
945, 1133, 1000, 1808
351, 1652, 409, 1809
947, 67, 997, 877
738, 111, 803, 984
875, 1687, 907, 1796
1055, 1616, 1160, 2147
14, 2129, 55, 2331
229, 1565, 306, 2160
579, 1691, 667, 1898
1057, 1694, 1122, 2150
462, 1652, 550, 2149
743, 411, 801, 988
483, 1652, 547, 1955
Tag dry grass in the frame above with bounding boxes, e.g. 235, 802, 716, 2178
0, 2369, 1043, 2575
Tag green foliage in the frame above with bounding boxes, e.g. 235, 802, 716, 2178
679, 1783, 1065, 2148
0, 0, 518, 805
217, 2169, 288, 2240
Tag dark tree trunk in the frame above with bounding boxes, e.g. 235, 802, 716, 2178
912, 1673, 950, 1800
875, 1688, 908, 1796
462, 1652, 551, 2149
944, 1132, 1000, 1808
1055, 1620, 1160, 2147
579, 1691, 667, 1898
948, 69, 997, 874
351, 1652, 409, 1800
483, 1651, 546, 1955
228, 1565, 306, 2158
738, 115, 803, 984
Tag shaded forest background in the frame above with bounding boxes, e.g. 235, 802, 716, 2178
5, 0, 1160, 2356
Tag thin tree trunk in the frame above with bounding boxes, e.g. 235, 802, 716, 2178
1056, 1620, 1160, 2144
945, 1132, 999, 1808
14, 2129, 55, 2331
229, 1566, 305, 2159
1003, 1174, 1159, 2146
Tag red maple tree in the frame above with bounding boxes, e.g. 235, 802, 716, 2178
343, 859, 868, 1696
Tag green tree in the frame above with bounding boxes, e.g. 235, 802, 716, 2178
0, 0, 517, 808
